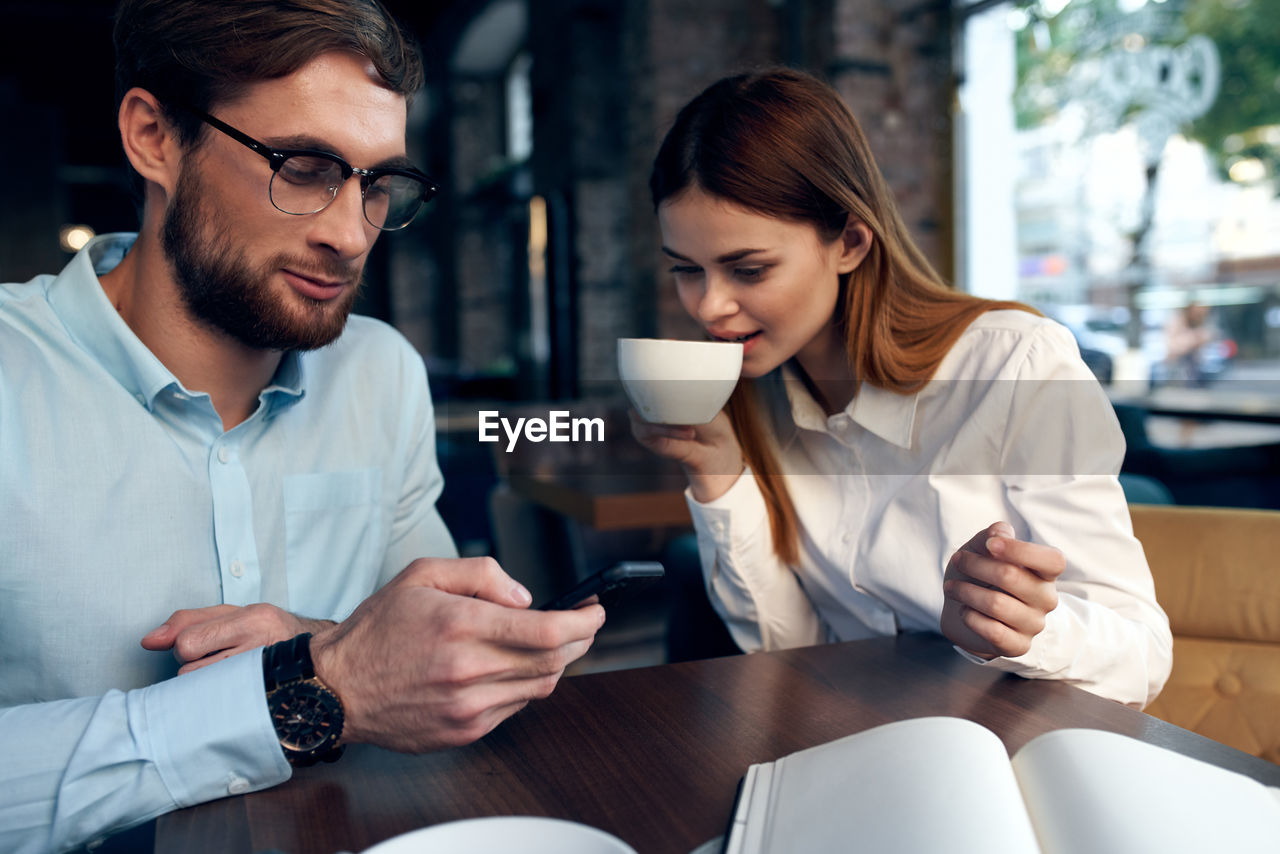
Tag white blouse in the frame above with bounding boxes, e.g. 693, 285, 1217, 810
686, 310, 1173, 707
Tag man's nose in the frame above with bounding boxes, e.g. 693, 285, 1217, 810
306, 178, 375, 259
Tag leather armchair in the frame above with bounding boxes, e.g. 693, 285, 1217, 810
1133, 504, 1280, 764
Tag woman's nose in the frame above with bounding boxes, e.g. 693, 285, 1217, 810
696, 277, 738, 324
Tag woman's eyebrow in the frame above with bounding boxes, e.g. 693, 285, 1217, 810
714, 248, 768, 263
661, 246, 769, 263
661, 246, 692, 261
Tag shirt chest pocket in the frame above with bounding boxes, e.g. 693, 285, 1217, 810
283, 468, 384, 619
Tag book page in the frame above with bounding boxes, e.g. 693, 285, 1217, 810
754, 717, 1041, 854
1012, 728, 1280, 854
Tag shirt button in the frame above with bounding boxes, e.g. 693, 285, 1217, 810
217, 446, 230, 464
229, 560, 245, 578
841, 531, 852, 543
226, 773, 251, 795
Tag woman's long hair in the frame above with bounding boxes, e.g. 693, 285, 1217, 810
651, 68, 1032, 564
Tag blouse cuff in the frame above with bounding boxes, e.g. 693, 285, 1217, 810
685, 467, 768, 550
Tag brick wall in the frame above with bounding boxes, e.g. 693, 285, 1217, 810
400, 0, 954, 395
830, 0, 953, 280
639, 0, 782, 345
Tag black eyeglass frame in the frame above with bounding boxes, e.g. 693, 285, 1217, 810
177, 104, 440, 231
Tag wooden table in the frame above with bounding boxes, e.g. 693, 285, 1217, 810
476, 399, 694, 532
153, 634, 1280, 854
508, 467, 691, 530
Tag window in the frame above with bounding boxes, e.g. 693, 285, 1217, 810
959, 0, 1280, 396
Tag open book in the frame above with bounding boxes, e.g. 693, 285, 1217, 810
723, 717, 1280, 854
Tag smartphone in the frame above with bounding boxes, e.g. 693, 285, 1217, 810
536, 561, 665, 611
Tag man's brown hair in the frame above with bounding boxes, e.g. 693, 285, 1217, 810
113, 0, 423, 149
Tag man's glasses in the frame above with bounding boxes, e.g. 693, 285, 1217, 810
180, 105, 439, 231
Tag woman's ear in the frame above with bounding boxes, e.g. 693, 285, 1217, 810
835, 218, 874, 274
118, 87, 184, 196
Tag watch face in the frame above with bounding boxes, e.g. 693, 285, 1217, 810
269, 681, 343, 753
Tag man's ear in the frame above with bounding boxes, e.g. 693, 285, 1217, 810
118, 87, 184, 196
835, 217, 874, 275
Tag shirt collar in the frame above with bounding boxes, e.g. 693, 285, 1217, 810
261, 351, 306, 414
777, 362, 919, 449
47, 233, 177, 408
849, 380, 918, 448
47, 232, 307, 416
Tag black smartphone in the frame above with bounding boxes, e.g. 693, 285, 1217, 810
536, 561, 665, 610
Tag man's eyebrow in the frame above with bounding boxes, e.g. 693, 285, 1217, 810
262, 135, 418, 171
372, 154, 419, 171
661, 246, 769, 264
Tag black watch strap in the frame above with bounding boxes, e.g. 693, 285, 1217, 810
263, 632, 345, 767
263, 632, 317, 691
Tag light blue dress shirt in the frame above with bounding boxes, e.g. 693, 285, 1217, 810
0, 234, 457, 853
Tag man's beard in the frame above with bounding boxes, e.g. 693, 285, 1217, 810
160, 164, 363, 352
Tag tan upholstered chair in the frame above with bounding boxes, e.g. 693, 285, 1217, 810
1132, 504, 1280, 764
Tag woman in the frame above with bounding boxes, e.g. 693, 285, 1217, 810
633, 68, 1171, 707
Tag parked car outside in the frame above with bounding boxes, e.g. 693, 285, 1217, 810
1044, 304, 1235, 388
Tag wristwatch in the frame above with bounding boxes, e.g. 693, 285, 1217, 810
262, 632, 346, 767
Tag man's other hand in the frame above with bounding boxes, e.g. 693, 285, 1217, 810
141, 603, 333, 674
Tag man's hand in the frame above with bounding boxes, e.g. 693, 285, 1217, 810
940, 522, 1065, 660
141, 603, 333, 674
310, 556, 604, 753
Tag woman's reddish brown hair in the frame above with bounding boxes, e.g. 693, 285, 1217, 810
651, 68, 1033, 564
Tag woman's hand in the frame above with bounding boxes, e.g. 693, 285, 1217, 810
940, 522, 1065, 659
629, 409, 745, 503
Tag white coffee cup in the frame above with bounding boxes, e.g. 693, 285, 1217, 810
618, 338, 743, 424
361, 816, 637, 854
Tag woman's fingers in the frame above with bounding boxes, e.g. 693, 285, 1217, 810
954, 600, 1034, 659
950, 550, 1060, 614
944, 577, 1048, 639
942, 523, 1065, 658
986, 535, 1066, 581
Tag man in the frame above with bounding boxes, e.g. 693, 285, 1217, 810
0, 2, 603, 851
